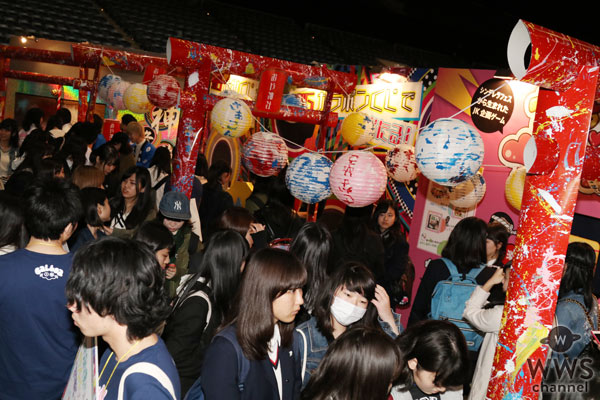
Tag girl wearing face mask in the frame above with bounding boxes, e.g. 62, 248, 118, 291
391, 320, 468, 400
295, 262, 402, 386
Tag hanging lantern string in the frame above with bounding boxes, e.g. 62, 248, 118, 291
99, 47, 117, 76
415, 80, 511, 135
209, 62, 513, 157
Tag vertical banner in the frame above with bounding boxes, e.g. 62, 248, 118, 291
62, 336, 98, 400
255, 68, 287, 114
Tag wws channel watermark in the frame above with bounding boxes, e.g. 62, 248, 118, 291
528, 325, 596, 395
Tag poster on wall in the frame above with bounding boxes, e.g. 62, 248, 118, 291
417, 180, 476, 254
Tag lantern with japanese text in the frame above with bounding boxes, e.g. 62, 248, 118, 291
107, 80, 131, 110
415, 118, 484, 186
147, 74, 181, 109
98, 74, 121, 102
385, 144, 418, 182
124, 83, 153, 114
339, 113, 376, 146
242, 131, 288, 177
211, 98, 253, 138
505, 165, 527, 210
329, 151, 387, 207
448, 173, 486, 209
285, 153, 333, 204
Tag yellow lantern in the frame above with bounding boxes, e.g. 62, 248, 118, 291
339, 113, 376, 146
211, 98, 253, 138
505, 166, 526, 210
124, 83, 153, 114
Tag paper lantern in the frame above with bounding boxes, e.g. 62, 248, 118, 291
448, 173, 486, 209
124, 83, 152, 114
415, 118, 484, 186
107, 81, 131, 110
329, 151, 387, 207
242, 131, 288, 177
581, 144, 600, 187
211, 98, 253, 138
339, 113, 376, 146
98, 74, 121, 102
505, 166, 527, 210
385, 144, 418, 182
147, 74, 180, 109
285, 153, 333, 204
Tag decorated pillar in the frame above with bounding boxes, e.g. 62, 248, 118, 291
77, 67, 89, 122
488, 20, 600, 399
166, 38, 211, 197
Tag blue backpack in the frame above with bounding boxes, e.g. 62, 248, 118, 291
429, 258, 485, 352
184, 326, 250, 400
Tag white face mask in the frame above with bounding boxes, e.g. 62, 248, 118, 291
330, 296, 367, 326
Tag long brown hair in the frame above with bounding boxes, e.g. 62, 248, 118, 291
224, 248, 306, 360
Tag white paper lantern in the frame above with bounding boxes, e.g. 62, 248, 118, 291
339, 113, 376, 146
448, 173, 486, 209
329, 151, 387, 207
505, 166, 526, 210
385, 144, 418, 182
98, 74, 121, 102
415, 118, 484, 186
211, 98, 253, 138
242, 131, 288, 177
285, 153, 333, 204
124, 83, 153, 114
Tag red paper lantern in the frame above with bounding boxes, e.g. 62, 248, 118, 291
147, 75, 181, 109
242, 132, 288, 177
581, 144, 600, 188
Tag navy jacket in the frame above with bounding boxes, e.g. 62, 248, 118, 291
200, 325, 302, 400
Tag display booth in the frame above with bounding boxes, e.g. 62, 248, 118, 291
3, 18, 600, 398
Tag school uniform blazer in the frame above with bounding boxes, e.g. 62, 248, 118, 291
200, 326, 302, 400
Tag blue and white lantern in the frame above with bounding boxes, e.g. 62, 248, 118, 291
98, 75, 121, 103
415, 118, 484, 187
285, 153, 333, 204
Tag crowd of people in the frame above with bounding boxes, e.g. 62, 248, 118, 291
0, 108, 598, 400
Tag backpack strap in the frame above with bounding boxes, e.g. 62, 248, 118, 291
466, 264, 485, 281
117, 362, 177, 400
294, 329, 308, 383
441, 257, 483, 283
440, 257, 460, 278
153, 175, 170, 190
186, 289, 212, 330
215, 327, 251, 392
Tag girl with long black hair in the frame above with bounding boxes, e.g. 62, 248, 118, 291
163, 229, 249, 397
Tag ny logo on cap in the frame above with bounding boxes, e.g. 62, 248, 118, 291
174, 201, 182, 210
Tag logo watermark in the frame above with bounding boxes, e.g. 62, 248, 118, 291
527, 325, 596, 396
